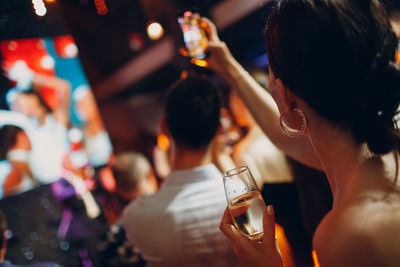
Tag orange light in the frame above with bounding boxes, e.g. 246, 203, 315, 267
396, 50, 400, 65
179, 47, 189, 57
190, 58, 208, 67
312, 250, 321, 267
157, 134, 170, 150
44, 0, 56, 3
180, 70, 188, 79
146, 22, 164, 40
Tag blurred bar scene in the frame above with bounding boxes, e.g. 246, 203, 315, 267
0, 0, 399, 267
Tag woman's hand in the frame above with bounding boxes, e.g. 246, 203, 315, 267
201, 17, 238, 77
219, 205, 284, 267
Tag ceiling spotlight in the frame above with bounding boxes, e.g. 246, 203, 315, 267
32, 0, 47, 16
146, 22, 164, 41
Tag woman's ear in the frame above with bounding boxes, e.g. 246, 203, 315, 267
276, 78, 297, 111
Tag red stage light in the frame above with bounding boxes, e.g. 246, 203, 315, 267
94, 0, 108, 15
128, 33, 145, 52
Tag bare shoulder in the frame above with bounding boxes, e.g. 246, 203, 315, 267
314, 196, 400, 267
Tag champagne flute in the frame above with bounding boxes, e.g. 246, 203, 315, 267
222, 166, 266, 241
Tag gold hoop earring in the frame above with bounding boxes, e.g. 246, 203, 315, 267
279, 108, 307, 137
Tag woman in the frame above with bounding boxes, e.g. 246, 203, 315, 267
0, 125, 35, 197
203, 0, 400, 266
10, 76, 70, 184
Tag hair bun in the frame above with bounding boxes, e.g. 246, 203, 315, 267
356, 61, 400, 154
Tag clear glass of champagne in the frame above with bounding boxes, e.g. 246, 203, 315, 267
223, 166, 266, 241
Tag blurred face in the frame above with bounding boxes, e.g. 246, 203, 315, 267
11, 93, 41, 118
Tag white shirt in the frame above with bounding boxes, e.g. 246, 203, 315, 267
122, 164, 241, 267
29, 115, 69, 184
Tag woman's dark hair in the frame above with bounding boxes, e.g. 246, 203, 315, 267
0, 125, 23, 160
266, 0, 400, 155
165, 73, 221, 150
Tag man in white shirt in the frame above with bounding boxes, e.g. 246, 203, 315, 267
122, 74, 241, 267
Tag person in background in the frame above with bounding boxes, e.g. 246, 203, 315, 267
100, 152, 158, 223
0, 209, 62, 267
122, 74, 243, 267
202, 0, 400, 265
73, 85, 113, 168
8, 61, 70, 184
229, 90, 293, 188
0, 125, 36, 197
99, 152, 158, 267
113, 152, 158, 203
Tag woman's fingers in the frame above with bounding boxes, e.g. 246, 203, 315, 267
219, 208, 232, 227
263, 205, 277, 250
201, 17, 220, 42
220, 208, 260, 250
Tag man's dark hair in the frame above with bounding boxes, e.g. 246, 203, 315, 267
0, 210, 7, 249
165, 73, 221, 150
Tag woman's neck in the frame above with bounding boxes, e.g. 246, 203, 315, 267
306, 113, 370, 207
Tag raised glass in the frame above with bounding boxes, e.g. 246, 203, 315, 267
223, 166, 266, 241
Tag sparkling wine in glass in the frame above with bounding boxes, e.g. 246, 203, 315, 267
223, 166, 266, 240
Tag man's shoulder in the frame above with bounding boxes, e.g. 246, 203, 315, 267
123, 194, 156, 216
122, 192, 169, 225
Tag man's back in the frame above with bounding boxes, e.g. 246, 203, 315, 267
122, 164, 241, 267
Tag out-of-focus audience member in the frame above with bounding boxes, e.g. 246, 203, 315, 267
52, 150, 102, 267
229, 90, 293, 188
73, 85, 112, 168
113, 152, 158, 202
122, 74, 242, 267
8, 61, 70, 184
152, 135, 171, 181
0, 209, 62, 267
101, 152, 158, 223
0, 125, 36, 197
99, 152, 157, 267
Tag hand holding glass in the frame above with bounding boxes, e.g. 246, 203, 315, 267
223, 166, 266, 241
